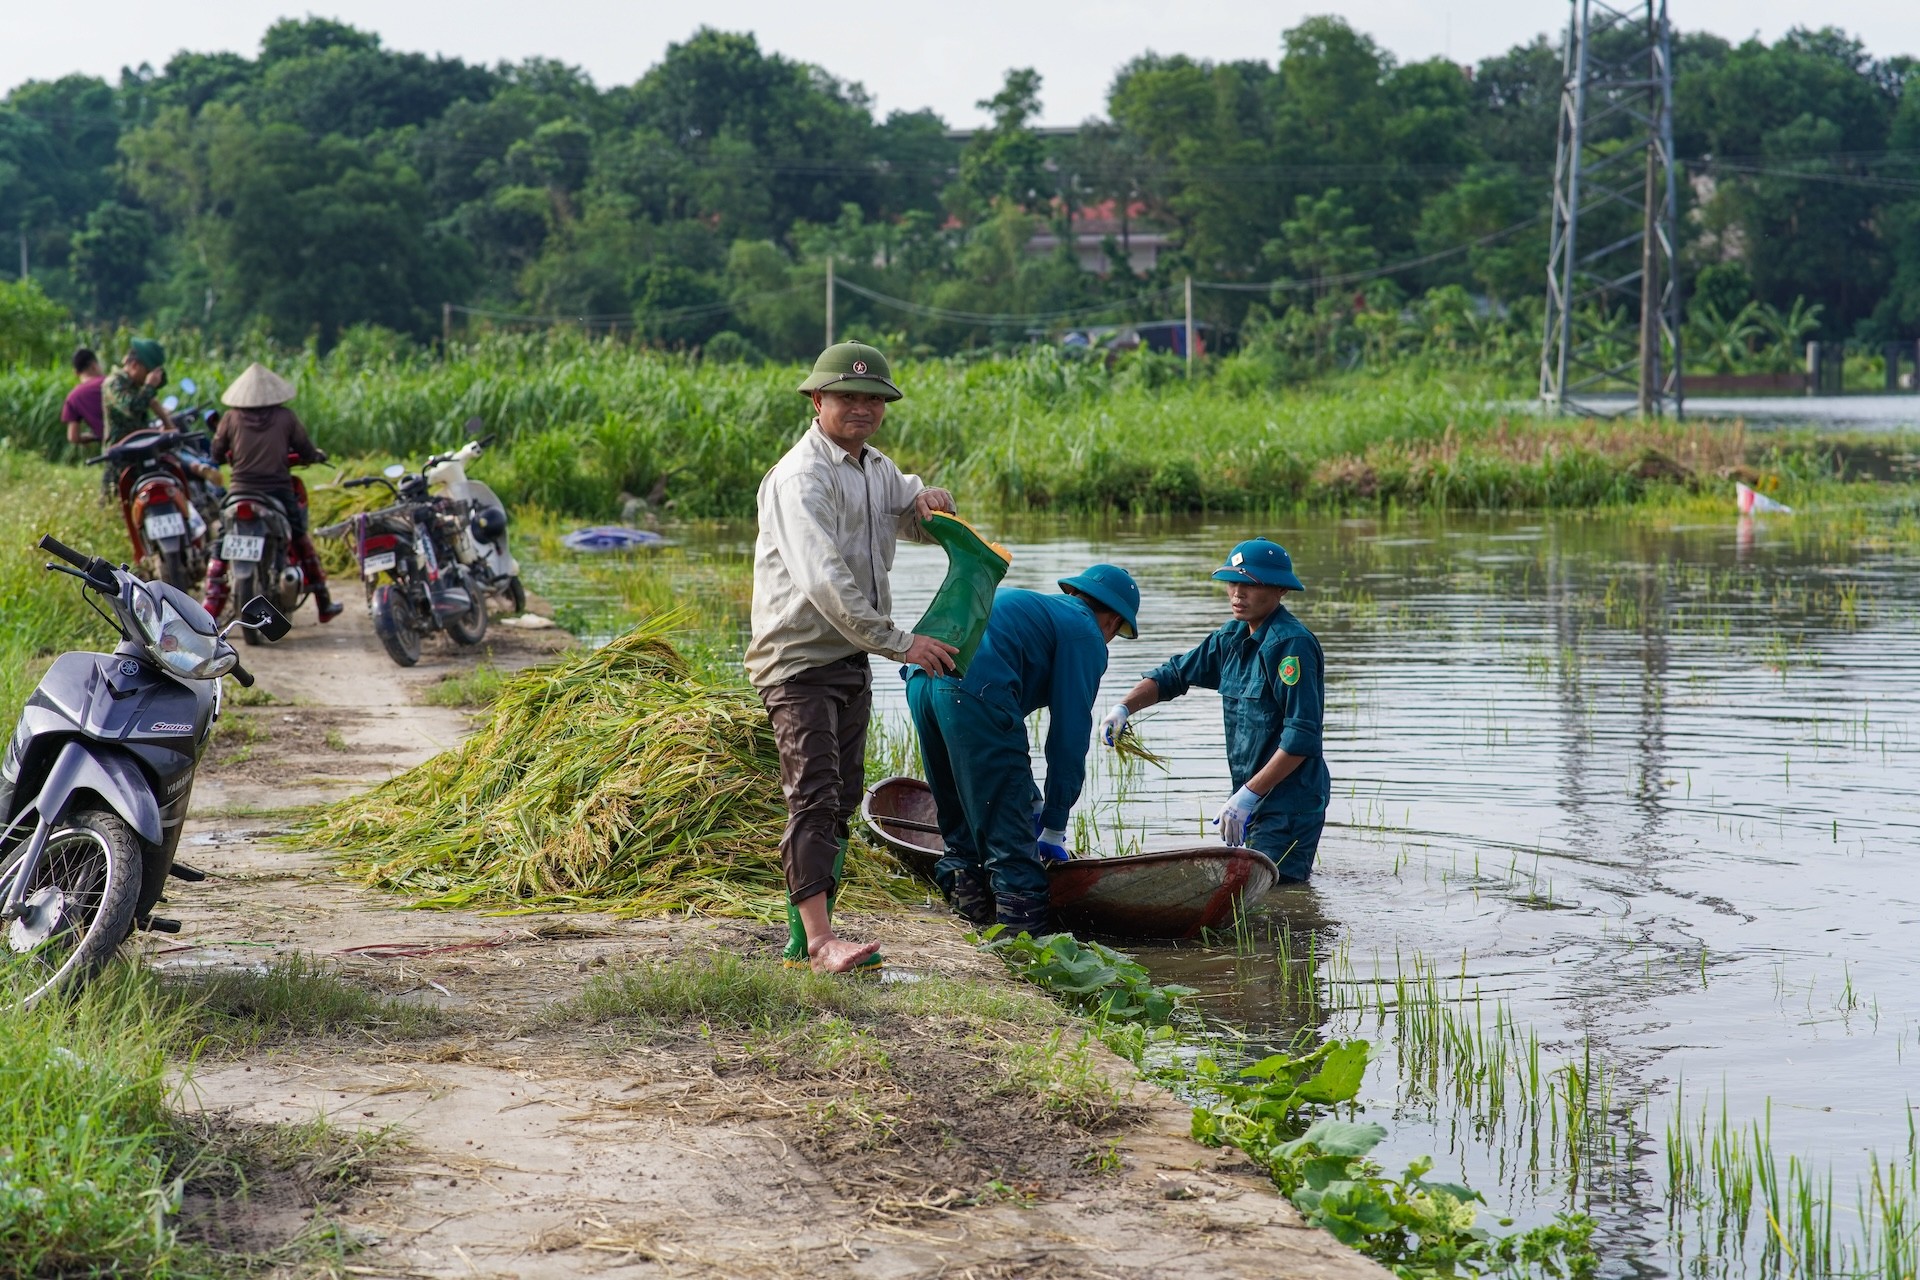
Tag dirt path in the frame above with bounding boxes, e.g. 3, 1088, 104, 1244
159, 603, 1383, 1280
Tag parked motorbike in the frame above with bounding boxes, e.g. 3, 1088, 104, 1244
332, 465, 488, 667
89, 428, 214, 592
155, 378, 227, 536
0, 534, 287, 1007
218, 457, 316, 644
425, 417, 526, 615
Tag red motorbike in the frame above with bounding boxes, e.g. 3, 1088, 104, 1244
88, 429, 214, 593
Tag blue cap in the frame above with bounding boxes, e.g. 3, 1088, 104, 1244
1210, 538, 1305, 590
1057, 563, 1140, 639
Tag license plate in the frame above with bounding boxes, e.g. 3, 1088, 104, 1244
222, 535, 265, 562
144, 511, 186, 540
361, 551, 396, 577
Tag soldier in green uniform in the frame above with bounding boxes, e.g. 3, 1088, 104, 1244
101, 337, 167, 445
1100, 539, 1329, 882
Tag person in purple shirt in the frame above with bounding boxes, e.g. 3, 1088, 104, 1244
61, 348, 105, 445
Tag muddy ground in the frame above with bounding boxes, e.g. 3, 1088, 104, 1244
155, 602, 1383, 1279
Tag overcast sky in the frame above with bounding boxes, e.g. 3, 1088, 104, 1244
6, 1, 1917, 128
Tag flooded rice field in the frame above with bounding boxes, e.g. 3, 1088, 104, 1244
535, 506, 1920, 1277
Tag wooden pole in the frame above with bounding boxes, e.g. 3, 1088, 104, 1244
825, 256, 836, 348
1184, 274, 1195, 379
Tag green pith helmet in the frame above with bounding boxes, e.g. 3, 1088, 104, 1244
796, 340, 902, 402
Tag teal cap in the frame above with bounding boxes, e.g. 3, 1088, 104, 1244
1211, 538, 1305, 590
128, 337, 166, 369
1058, 563, 1140, 639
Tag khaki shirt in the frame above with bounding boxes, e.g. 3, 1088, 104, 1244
745, 422, 928, 689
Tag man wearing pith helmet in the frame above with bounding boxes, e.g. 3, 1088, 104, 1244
746, 340, 960, 974
1101, 539, 1330, 883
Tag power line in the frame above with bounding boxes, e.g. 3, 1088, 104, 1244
1193, 215, 1546, 295
832, 278, 1183, 325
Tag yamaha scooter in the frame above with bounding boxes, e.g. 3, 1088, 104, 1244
0, 535, 288, 1007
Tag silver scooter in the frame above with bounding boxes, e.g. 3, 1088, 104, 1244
0, 535, 288, 1006
424, 417, 526, 615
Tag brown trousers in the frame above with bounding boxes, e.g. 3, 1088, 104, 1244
758, 654, 871, 904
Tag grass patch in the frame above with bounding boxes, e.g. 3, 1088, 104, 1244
420, 661, 511, 708
0, 961, 398, 1276
169, 953, 446, 1049
558, 949, 875, 1030
311, 615, 915, 920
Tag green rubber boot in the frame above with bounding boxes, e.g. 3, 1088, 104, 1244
782, 839, 883, 969
913, 513, 1012, 677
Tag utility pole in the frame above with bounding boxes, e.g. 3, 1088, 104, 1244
1540, 0, 1682, 419
1184, 275, 1195, 379
825, 256, 836, 348
442, 301, 453, 352
18, 230, 27, 280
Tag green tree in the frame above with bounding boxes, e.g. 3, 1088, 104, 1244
956, 69, 1050, 215
70, 202, 154, 318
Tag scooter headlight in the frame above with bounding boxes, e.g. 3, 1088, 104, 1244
131, 586, 237, 680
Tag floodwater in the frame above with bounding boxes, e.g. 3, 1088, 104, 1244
537, 506, 1920, 1276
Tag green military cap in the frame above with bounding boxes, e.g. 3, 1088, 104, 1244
128, 337, 166, 369
796, 340, 902, 402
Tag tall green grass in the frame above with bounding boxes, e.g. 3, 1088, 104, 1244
13, 336, 1896, 520
0, 449, 127, 728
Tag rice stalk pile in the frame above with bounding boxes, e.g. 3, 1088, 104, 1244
310, 614, 912, 918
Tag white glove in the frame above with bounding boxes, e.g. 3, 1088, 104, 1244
1214, 785, 1263, 848
1100, 703, 1130, 746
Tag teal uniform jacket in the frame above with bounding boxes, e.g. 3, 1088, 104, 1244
1144, 606, 1330, 864
945, 587, 1109, 831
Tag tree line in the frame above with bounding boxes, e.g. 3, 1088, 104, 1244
4, 14, 1920, 363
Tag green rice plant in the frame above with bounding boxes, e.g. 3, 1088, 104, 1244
310, 612, 915, 919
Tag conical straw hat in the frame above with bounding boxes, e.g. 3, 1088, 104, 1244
221, 362, 297, 409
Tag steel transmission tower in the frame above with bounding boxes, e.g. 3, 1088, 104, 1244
1540, 0, 1682, 418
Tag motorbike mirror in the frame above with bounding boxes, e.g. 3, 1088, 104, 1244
384, 463, 406, 480
238, 596, 293, 642
162, 396, 180, 412
464, 416, 485, 437
179, 377, 197, 396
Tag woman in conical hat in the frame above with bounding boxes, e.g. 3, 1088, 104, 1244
202, 363, 344, 623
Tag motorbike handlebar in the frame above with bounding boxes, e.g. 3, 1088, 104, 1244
39, 534, 89, 570
229, 661, 256, 689
84, 454, 108, 466
39, 534, 118, 592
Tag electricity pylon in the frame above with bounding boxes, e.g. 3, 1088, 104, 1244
1540, 0, 1682, 418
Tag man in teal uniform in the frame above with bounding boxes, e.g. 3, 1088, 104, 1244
907, 565, 1140, 933
1102, 539, 1328, 882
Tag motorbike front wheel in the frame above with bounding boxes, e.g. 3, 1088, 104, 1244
4, 808, 142, 1008
506, 575, 528, 616
372, 584, 422, 667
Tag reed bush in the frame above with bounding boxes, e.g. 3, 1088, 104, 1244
311, 613, 915, 918
14, 337, 1868, 521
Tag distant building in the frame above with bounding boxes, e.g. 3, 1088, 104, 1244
1027, 200, 1171, 277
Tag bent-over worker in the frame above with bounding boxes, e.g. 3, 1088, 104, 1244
1102, 539, 1328, 883
746, 340, 958, 975
907, 565, 1140, 934
202, 362, 345, 624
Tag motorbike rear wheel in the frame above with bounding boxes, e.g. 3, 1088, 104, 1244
159, 545, 193, 592
232, 567, 262, 644
372, 584, 422, 667
446, 581, 489, 646
507, 575, 528, 616
4, 808, 142, 1008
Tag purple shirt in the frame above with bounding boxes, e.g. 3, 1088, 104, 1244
62, 376, 105, 436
